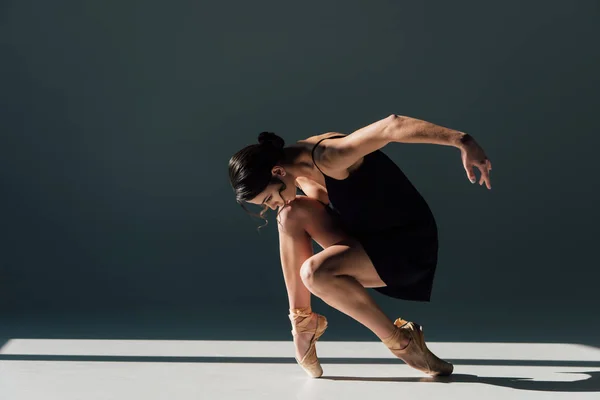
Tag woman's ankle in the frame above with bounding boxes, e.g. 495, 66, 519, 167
380, 325, 410, 349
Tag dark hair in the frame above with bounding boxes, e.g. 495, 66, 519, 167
229, 132, 288, 230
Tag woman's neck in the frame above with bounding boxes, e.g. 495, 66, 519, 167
284, 146, 325, 186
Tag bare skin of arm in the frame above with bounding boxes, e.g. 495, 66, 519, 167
309, 114, 492, 189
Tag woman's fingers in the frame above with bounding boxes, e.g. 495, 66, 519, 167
464, 161, 476, 183
463, 156, 492, 189
477, 161, 492, 189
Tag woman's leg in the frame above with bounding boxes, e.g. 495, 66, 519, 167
277, 196, 406, 343
276, 199, 319, 362
277, 200, 313, 310
300, 241, 399, 340
278, 196, 450, 376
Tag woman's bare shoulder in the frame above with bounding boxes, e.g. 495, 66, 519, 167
295, 176, 329, 204
295, 132, 348, 147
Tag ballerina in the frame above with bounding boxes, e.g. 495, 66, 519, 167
228, 114, 491, 377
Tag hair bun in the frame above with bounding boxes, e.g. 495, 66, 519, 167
258, 131, 285, 149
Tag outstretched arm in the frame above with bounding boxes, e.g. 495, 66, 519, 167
319, 114, 492, 189
383, 114, 466, 147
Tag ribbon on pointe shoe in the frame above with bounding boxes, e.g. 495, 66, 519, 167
288, 307, 314, 335
382, 317, 411, 351
394, 318, 409, 328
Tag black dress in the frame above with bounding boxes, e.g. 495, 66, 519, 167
311, 136, 439, 302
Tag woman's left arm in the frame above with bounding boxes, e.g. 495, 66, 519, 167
321, 114, 492, 189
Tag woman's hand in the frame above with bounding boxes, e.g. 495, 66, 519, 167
460, 134, 492, 189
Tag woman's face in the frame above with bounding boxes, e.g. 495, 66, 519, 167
247, 166, 297, 210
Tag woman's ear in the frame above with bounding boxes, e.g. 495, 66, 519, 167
271, 166, 286, 177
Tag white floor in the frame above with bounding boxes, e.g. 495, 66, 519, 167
1, 339, 599, 399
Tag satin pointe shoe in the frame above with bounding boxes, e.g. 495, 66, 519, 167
289, 307, 328, 378
382, 317, 453, 376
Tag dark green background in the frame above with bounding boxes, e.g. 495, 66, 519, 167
1, 1, 598, 344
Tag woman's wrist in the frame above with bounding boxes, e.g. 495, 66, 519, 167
456, 132, 473, 150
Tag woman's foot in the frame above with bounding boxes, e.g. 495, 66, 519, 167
292, 313, 318, 361
382, 318, 453, 376
289, 307, 328, 378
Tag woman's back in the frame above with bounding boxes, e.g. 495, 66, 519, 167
310, 135, 436, 236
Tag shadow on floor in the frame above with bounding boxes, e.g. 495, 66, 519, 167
1, 349, 598, 393
323, 372, 600, 393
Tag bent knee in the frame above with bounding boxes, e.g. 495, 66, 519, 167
300, 257, 319, 285
300, 256, 334, 288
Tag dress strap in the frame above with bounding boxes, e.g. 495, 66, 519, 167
311, 135, 346, 176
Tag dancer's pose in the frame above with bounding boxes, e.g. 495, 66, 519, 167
228, 114, 491, 378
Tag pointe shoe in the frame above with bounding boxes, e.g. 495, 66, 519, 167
382, 318, 453, 376
289, 307, 328, 378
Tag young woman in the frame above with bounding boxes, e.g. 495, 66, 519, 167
228, 114, 492, 378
